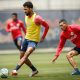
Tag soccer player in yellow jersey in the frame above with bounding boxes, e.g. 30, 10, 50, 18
12, 1, 49, 77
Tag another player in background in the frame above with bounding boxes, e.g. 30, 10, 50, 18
52, 19, 80, 75
12, 1, 49, 77
6, 13, 26, 50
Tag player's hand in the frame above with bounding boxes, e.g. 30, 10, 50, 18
52, 55, 58, 62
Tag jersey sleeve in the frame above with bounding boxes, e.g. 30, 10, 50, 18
55, 33, 66, 57
6, 23, 11, 32
34, 15, 49, 40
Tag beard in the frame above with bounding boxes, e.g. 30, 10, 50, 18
25, 12, 30, 16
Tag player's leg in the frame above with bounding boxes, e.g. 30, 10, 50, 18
27, 41, 38, 77
12, 51, 25, 76
66, 50, 78, 69
18, 41, 38, 77
13, 36, 22, 51
13, 47, 38, 77
12, 39, 38, 76
25, 41, 38, 76
20, 52, 36, 70
66, 47, 80, 75
17, 40, 37, 67
12, 39, 27, 76
17, 36, 22, 47
16, 36, 23, 50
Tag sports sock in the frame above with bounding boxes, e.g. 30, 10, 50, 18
30, 65, 37, 71
15, 65, 21, 71
74, 68, 80, 72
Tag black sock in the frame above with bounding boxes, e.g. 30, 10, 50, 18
74, 68, 79, 72
30, 65, 37, 71
15, 65, 21, 71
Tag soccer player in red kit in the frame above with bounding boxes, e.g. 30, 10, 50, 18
52, 19, 80, 75
6, 13, 26, 50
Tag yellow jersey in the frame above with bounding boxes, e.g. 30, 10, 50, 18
25, 13, 41, 42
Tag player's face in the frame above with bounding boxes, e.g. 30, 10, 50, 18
24, 6, 32, 16
59, 22, 68, 31
12, 15, 17, 21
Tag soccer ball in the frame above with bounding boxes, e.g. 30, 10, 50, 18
0, 68, 9, 78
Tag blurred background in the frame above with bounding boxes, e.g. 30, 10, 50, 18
0, 1, 80, 79
0, 0, 80, 51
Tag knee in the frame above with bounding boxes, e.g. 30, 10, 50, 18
17, 41, 21, 46
66, 53, 73, 59
20, 51, 25, 54
66, 54, 70, 59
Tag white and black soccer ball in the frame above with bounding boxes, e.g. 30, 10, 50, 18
0, 68, 9, 78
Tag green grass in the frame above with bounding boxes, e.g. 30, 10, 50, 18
0, 52, 80, 80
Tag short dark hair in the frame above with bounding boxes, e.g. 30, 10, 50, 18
23, 1, 33, 8
12, 13, 17, 17
59, 19, 67, 23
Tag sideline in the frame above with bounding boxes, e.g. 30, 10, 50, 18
0, 47, 72, 54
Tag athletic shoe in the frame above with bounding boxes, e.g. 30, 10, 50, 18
72, 71, 80, 75
29, 70, 38, 77
12, 70, 18, 76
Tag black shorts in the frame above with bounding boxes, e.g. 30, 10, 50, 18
14, 36, 22, 50
73, 47, 80, 54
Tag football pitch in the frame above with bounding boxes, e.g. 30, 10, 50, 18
0, 52, 80, 80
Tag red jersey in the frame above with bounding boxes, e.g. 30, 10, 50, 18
34, 15, 49, 40
6, 20, 26, 40
55, 24, 80, 56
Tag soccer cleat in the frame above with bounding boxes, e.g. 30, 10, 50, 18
29, 70, 38, 77
12, 70, 18, 76
71, 71, 80, 75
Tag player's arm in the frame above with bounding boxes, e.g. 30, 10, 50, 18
6, 23, 11, 32
34, 15, 49, 42
20, 22, 26, 34
52, 34, 66, 62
